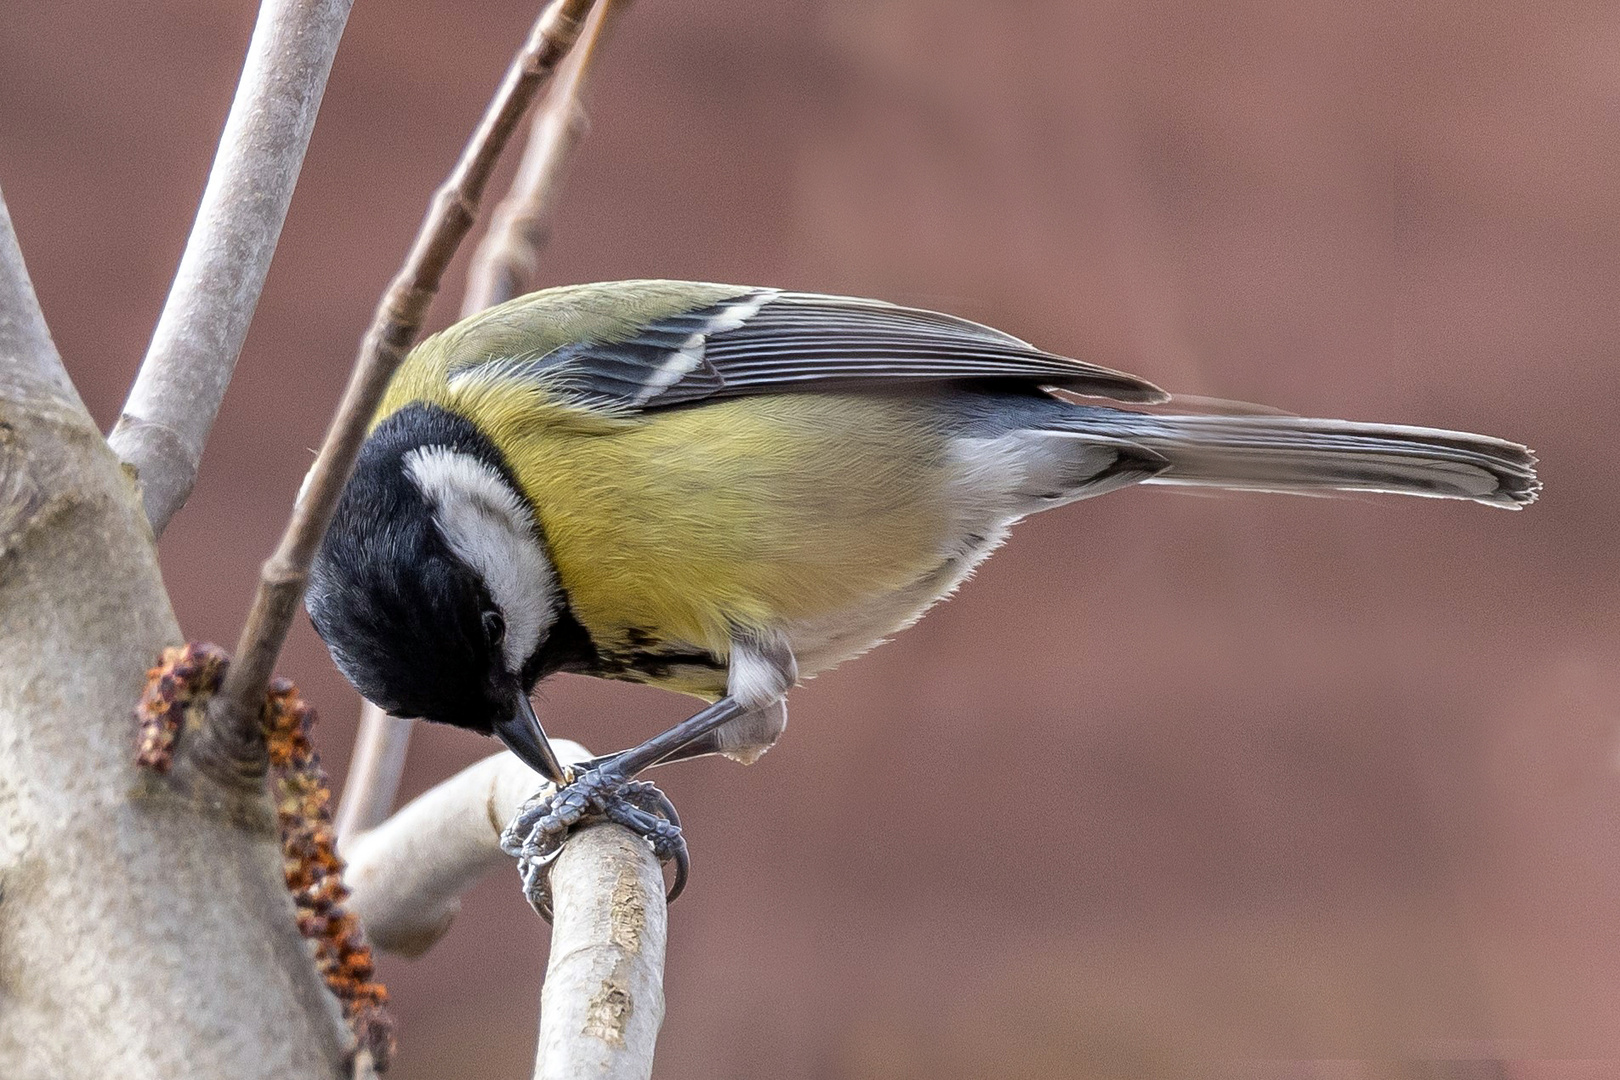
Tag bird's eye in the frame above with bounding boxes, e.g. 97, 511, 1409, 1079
482, 610, 506, 647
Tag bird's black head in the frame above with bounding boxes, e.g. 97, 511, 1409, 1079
308, 405, 565, 771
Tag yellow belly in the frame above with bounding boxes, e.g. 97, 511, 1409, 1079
498, 393, 957, 672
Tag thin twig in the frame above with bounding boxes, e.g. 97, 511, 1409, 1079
192, 0, 597, 786
464, 0, 622, 316
333, 704, 414, 840
335, 0, 623, 834
107, 0, 355, 537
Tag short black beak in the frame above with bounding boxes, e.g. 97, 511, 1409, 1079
493, 694, 568, 784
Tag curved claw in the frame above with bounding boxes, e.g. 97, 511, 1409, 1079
504, 771, 691, 919
664, 839, 690, 904
620, 779, 681, 830
519, 854, 557, 923
600, 790, 689, 904
617, 782, 689, 901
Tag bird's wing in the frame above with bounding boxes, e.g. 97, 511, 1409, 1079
444, 283, 1167, 412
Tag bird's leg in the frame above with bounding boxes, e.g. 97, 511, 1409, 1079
575, 698, 789, 772
513, 781, 688, 922
499, 695, 746, 869
501, 631, 796, 913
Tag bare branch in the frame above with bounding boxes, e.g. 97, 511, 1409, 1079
336, 0, 623, 834
535, 824, 667, 1080
342, 745, 666, 1078
194, 0, 598, 785
0, 187, 77, 411
333, 702, 414, 840
464, 0, 621, 316
107, 0, 355, 536
344, 744, 589, 954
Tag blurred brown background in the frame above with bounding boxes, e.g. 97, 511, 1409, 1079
3, 0, 1616, 1076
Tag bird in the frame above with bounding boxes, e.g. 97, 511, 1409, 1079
305, 280, 1539, 900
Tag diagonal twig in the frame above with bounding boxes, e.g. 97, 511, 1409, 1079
333, 704, 415, 840
464, 0, 624, 318
190, 0, 598, 786
108, 0, 355, 537
335, 0, 625, 839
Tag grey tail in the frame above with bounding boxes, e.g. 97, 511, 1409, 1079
1055, 408, 1540, 509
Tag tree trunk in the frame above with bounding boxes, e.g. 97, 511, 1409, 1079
0, 200, 350, 1079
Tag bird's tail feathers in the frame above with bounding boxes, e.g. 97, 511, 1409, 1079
1054, 410, 1539, 509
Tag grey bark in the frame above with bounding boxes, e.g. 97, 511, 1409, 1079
534, 825, 668, 1080
342, 749, 583, 956
108, 0, 354, 536
344, 748, 668, 1078
0, 192, 351, 1077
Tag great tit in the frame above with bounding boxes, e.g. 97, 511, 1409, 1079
306, 280, 1538, 880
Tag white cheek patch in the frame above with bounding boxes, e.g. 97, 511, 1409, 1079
403, 446, 557, 673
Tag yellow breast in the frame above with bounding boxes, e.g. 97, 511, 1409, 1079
507, 393, 954, 653
378, 359, 960, 682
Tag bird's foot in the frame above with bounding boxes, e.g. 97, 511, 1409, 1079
499, 764, 687, 921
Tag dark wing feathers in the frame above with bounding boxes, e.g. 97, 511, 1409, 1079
460, 288, 1166, 411
540, 338, 725, 403
668, 292, 1167, 406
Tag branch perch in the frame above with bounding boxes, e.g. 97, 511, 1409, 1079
336, 0, 624, 838
343, 747, 667, 1080
535, 824, 668, 1080
343, 745, 588, 954
194, 0, 597, 785
109, 0, 355, 536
